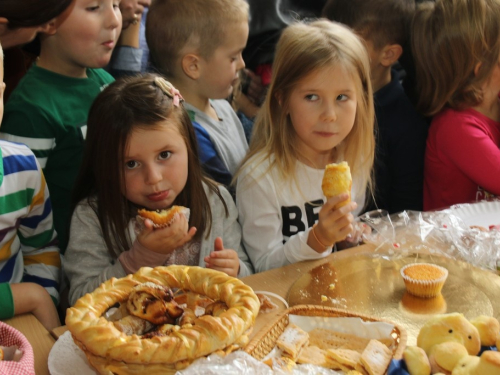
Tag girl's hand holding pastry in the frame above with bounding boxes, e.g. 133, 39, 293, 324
204, 237, 240, 277
310, 193, 357, 253
137, 214, 197, 255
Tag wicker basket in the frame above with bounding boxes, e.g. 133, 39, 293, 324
244, 305, 407, 361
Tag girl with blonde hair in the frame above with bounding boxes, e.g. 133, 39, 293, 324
236, 20, 375, 272
412, 0, 500, 210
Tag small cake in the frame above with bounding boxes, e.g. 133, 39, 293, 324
400, 263, 448, 298
322, 162, 352, 209
137, 206, 190, 228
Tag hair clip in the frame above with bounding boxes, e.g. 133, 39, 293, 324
154, 77, 184, 107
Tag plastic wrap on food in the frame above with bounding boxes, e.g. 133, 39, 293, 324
359, 205, 500, 272
176, 350, 342, 375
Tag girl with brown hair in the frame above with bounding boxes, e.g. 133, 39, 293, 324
64, 74, 253, 305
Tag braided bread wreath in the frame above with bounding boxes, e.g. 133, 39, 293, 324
65, 265, 260, 374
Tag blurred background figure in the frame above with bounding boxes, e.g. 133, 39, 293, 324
107, 0, 152, 78
0, 0, 73, 100
120, 0, 151, 30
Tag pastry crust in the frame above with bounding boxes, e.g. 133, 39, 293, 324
66, 266, 260, 373
322, 162, 352, 209
137, 206, 188, 227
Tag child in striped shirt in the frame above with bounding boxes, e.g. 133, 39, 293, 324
0, 43, 61, 331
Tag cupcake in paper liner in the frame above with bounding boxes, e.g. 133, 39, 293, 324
135, 206, 191, 230
400, 263, 448, 298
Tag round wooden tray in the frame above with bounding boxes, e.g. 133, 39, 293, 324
287, 252, 500, 345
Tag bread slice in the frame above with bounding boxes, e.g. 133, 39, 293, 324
360, 339, 393, 375
326, 348, 362, 372
276, 323, 309, 361
297, 345, 328, 367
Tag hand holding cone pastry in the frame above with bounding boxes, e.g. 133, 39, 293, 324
309, 162, 356, 252
322, 162, 352, 209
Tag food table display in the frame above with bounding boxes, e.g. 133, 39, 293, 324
3, 204, 500, 374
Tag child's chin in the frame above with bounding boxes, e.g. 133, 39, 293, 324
91, 56, 113, 69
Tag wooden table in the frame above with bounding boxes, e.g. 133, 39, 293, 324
3, 314, 55, 375
240, 243, 375, 337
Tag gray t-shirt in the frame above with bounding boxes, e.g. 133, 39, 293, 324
184, 99, 248, 175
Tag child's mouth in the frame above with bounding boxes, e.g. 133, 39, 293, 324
147, 191, 169, 201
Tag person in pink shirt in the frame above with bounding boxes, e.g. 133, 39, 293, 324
412, 0, 500, 210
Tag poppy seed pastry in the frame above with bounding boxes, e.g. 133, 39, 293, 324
66, 265, 260, 374
322, 162, 352, 209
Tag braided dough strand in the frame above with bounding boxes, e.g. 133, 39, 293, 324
66, 266, 260, 368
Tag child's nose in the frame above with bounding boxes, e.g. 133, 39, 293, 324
144, 166, 162, 185
106, 5, 121, 30
322, 102, 337, 122
237, 54, 245, 71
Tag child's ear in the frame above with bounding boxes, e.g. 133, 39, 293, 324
40, 18, 58, 36
380, 44, 403, 68
181, 53, 201, 80
274, 91, 282, 106
474, 61, 482, 76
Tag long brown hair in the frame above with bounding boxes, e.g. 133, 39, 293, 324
412, 0, 500, 116
73, 73, 226, 257
236, 20, 374, 200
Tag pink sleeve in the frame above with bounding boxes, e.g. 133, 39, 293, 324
118, 240, 171, 274
442, 116, 500, 194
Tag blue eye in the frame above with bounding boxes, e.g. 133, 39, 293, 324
159, 151, 171, 160
126, 160, 138, 169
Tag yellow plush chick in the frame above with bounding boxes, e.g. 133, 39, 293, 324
429, 342, 468, 374
451, 351, 500, 375
403, 346, 431, 375
417, 313, 481, 356
451, 355, 480, 375
475, 351, 500, 374
470, 315, 500, 346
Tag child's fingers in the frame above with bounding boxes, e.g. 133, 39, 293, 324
214, 237, 224, 251
323, 193, 350, 210
207, 249, 237, 259
175, 227, 196, 247
337, 223, 354, 242
205, 257, 239, 277
186, 227, 197, 238
144, 218, 154, 230
205, 249, 237, 264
